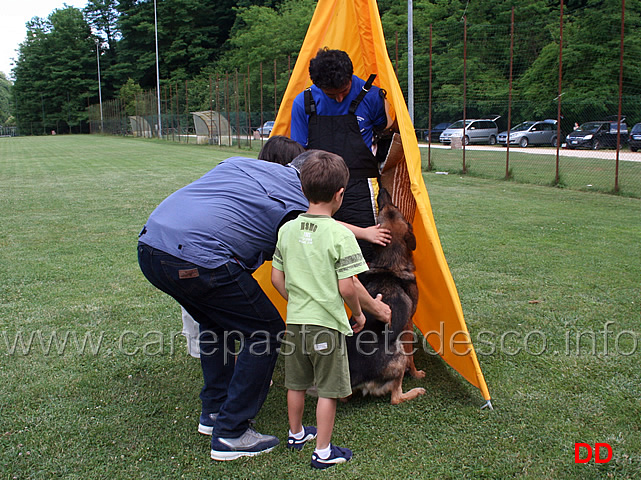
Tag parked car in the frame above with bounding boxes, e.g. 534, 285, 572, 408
628, 123, 641, 152
497, 119, 559, 147
439, 117, 500, 145
424, 122, 452, 142
256, 120, 274, 137
565, 119, 628, 149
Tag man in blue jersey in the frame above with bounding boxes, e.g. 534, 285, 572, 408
291, 48, 391, 261
137, 152, 391, 461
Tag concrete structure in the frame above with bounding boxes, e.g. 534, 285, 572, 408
191, 111, 232, 145
129, 116, 153, 138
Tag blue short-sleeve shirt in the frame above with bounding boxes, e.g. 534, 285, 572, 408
290, 75, 387, 149
139, 157, 309, 271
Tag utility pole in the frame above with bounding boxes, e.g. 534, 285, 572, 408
154, 0, 162, 138
95, 38, 104, 133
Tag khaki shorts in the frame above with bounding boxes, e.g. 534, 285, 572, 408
283, 324, 352, 399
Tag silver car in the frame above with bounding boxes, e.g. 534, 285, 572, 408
497, 120, 559, 147
256, 120, 274, 137
440, 118, 499, 145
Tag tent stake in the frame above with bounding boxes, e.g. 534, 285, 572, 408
481, 400, 494, 411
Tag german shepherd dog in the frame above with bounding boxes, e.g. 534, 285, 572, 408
346, 188, 426, 404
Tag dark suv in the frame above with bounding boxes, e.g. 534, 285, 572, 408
629, 123, 641, 152
565, 120, 628, 150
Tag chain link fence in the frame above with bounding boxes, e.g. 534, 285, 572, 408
88, 57, 293, 151
408, 8, 641, 198
0, 126, 18, 137
87, 7, 641, 198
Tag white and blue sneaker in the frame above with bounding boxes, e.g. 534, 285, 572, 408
210, 427, 279, 461
287, 426, 317, 450
311, 444, 353, 469
198, 412, 218, 435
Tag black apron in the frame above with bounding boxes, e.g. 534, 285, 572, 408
305, 74, 379, 261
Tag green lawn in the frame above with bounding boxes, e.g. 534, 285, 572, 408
1, 135, 639, 479
421, 145, 641, 198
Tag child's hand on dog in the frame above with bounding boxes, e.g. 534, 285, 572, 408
336, 223, 390, 246
372, 294, 392, 324
351, 312, 367, 333
362, 224, 392, 246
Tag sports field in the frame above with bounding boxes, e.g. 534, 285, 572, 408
0, 135, 639, 479
421, 144, 641, 198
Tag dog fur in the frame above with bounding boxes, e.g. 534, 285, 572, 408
346, 188, 426, 404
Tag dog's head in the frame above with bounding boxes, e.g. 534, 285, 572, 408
371, 188, 416, 275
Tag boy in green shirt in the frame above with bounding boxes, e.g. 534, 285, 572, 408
271, 150, 368, 469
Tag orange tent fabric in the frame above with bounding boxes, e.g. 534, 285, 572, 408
254, 0, 491, 402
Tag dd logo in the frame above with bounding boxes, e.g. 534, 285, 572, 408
574, 443, 612, 464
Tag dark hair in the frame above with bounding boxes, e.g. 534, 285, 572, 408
258, 135, 305, 165
308, 48, 353, 90
300, 151, 350, 203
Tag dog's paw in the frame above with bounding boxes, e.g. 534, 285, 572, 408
391, 387, 426, 404
410, 369, 426, 379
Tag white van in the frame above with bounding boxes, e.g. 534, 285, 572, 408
439, 117, 500, 145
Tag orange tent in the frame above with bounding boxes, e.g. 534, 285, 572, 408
254, 0, 491, 405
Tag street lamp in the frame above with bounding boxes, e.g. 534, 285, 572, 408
154, 0, 162, 138
95, 38, 104, 133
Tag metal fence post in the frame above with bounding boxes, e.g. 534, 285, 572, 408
462, 16, 467, 175
615, 0, 626, 193
555, 0, 564, 186
506, 7, 515, 180
427, 24, 433, 171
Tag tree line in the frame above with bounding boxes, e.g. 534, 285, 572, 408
3, 0, 641, 134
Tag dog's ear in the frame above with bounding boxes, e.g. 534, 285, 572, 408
405, 223, 417, 251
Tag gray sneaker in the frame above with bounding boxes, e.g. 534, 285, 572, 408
210, 427, 279, 461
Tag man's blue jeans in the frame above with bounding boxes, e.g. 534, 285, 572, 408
137, 243, 284, 438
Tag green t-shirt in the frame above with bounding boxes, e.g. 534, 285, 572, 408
273, 213, 368, 336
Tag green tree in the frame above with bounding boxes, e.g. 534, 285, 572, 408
84, 0, 120, 48
11, 0, 641, 134
84, 0, 121, 100
0, 72, 12, 124
115, 0, 238, 87
220, 0, 315, 69
216, 0, 315, 120
13, 7, 97, 134
380, 0, 615, 127
119, 77, 143, 115
12, 17, 50, 134
517, 0, 641, 122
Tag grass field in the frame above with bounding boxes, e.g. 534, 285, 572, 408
0, 135, 639, 479
421, 146, 641, 198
